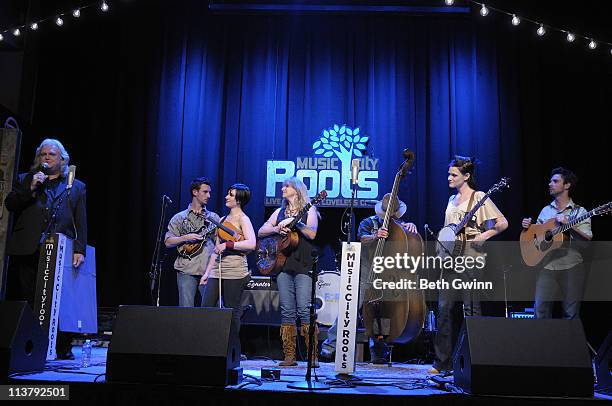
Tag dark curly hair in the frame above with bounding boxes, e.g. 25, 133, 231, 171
449, 155, 478, 189
551, 167, 578, 191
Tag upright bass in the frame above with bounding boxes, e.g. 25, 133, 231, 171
362, 149, 425, 344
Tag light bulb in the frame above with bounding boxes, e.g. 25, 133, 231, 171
567, 32, 575, 43
480, 4, 489, 17
73, 9, 81, 18
101, 1, 109, 12
511, 15, 520, 26
31, 22, 38, 30
13, 28, 21, 37
588, 40, 597, 50
445, 0, 454, 5
56, 17, 64, 26
537, 24, 546, 36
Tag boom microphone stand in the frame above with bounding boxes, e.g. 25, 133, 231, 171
287, 250, 330, 391
150, 195, 172, 306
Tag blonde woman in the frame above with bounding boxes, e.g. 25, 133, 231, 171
258, 177, 319, 367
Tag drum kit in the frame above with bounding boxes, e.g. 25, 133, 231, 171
314, 270, 340, 326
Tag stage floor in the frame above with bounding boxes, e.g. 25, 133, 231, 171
8, 345, 611, 404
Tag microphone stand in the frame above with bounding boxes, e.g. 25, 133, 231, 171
40, 185, 71, 245
424, 224, 452, 258
150, 195, 171, 306
287, 251, 330, 391
347, 181, 357, 243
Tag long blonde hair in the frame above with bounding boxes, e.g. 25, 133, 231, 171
281, 177, 310, 213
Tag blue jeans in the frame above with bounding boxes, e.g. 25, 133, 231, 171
177, 271, 205, 307
277, 271, 312, 325
535, 264, 585, 319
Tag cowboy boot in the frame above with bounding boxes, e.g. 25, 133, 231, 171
279, 324, 298, 366
300, 323, 320, 368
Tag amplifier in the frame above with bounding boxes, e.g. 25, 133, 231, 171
241, 276, 280, 325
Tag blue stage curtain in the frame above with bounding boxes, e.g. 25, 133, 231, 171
146, 5, 521, 234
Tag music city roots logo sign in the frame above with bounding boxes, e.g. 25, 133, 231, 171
265, 124, 380, 207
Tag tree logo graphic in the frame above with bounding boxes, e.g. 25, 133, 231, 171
312, 124, 368, 159
312, 124, 369, 197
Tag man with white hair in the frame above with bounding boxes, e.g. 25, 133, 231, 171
5, 138, 87, 360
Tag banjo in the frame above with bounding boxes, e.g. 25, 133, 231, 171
437, 177, 509, 257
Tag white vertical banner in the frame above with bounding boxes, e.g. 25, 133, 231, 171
47, 234, 66, 360
334, 241, 361, 374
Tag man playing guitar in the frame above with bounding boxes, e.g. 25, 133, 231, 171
521, 167, 592, 319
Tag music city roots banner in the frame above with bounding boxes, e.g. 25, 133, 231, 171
335, 241, 361, 374
266, 124, 380, 207
34, 233, 69, 360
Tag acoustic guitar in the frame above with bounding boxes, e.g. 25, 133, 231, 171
256, 190, 327, 276
520, 201, 611, 267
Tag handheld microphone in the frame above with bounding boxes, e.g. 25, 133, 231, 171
66, 165, 76, 189
351, 158, 360, 185
40, 162, 50, 173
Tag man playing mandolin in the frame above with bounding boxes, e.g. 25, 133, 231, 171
164, 177, 221, 307
521, 167, 592, 320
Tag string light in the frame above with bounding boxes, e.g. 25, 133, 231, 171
445, 0, 454, 5
479, 4, 489, 17
462, 1, 612, 57
0, 2, 111, 40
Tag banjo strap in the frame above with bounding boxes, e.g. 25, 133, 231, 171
460, 191, 477, 235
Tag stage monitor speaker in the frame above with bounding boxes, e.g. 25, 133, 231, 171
0, 301, 47, 379
107, 306, 239, 386
453, 317, 593, 397
595, 330, 612, 391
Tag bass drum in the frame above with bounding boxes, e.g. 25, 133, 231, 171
314, 271, 340, 326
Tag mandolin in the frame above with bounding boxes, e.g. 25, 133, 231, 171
256, 190, 327, 276
177, 211, 244, 259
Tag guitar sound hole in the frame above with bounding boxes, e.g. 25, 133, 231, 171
540, 239, 552, 251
